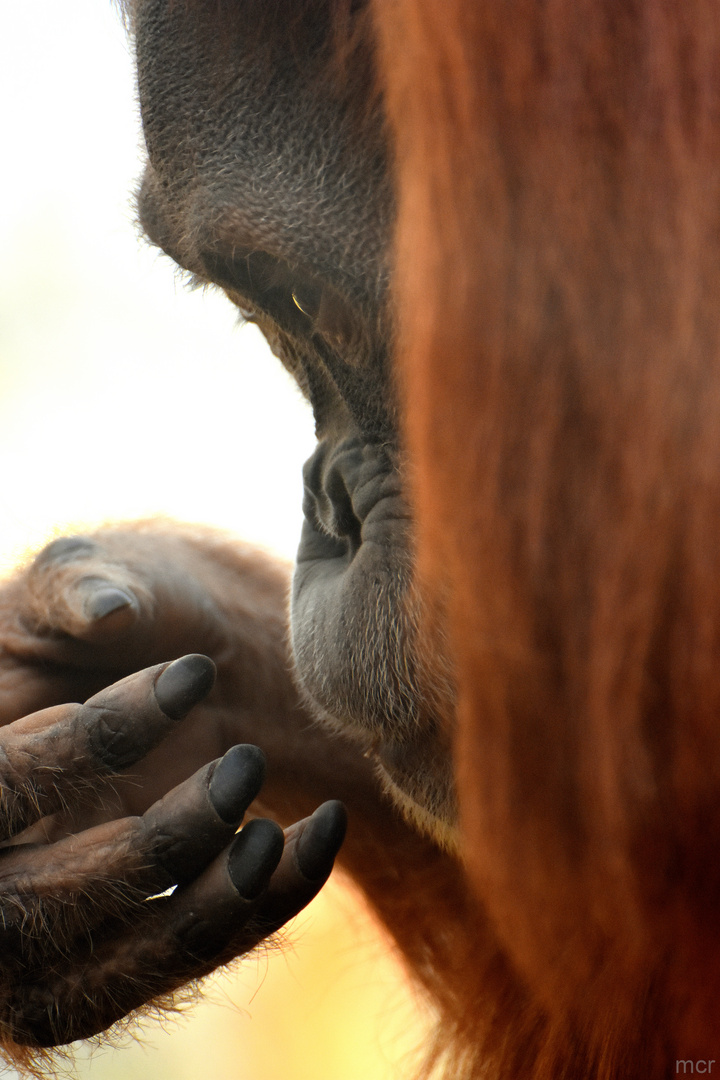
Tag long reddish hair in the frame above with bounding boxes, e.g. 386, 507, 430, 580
375, 0, 720, 1074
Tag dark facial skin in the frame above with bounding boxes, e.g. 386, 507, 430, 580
132, 0, 456, 830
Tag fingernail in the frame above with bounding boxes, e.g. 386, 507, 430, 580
295, 801, 347, 881
209, 744, 266, 823
228, 818, 284, 900
84, 585, 135, 621
35, 536, 96, 566
154, 655, 216, 720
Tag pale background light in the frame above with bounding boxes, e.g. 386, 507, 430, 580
0, 2, 428, 1078
0, 0, 317, 572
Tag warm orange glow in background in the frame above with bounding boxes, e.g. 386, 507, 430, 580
0, 3, 430, 1077
70, 882, 430, 1080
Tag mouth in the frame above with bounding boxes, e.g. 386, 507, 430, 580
290, 435, 458, 831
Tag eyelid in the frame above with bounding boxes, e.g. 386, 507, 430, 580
201, 249, 285, 298
203, 247, 357, 349
312, 289, 356, 351
292, 281, 323, 319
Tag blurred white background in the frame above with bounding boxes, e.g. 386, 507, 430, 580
0, 0, 316, 574
0, 3, 427, 1079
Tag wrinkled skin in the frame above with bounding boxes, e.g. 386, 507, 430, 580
0, 0, 464, 1058
134, 0, 456, 826
0, 511, 453, 1057
8, 3, 713, 1078
0, 525, 359, 1053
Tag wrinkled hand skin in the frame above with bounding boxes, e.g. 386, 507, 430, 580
0, 523, 365, 1063
0, 522, 370, 824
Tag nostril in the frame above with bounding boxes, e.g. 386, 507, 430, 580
301, 439, 369, 554
301, 471, 362, 553
302, 452, 335, 538
301, 451, 328, 532
324, 466, 362, 552
301, 485, 323, 532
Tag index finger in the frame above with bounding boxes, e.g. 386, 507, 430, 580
0, 654, 215, 841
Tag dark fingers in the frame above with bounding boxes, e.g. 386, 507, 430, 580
163, 800, 348, 962
0, 655, 215, 840
4, 819, 287, 1047
0, 744, 267, 927
2, 801, 346, 1048
51, 801, 348, 1001
249, 800, 348, 935
139, 743, 268, 889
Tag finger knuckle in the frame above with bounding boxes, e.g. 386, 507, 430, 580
33, 536, 98, 569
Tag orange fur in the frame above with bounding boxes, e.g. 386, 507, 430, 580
374, 0, 720, 1074
6, 3, 720, 1077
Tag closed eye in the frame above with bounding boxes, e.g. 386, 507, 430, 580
202, 248, 356, 351
292, 281, 323, 319
203, 249, 315, 328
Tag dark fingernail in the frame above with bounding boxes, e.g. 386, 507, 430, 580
85, 585, 135, 621
228, 818, 284, 900
209, 744, 266, 823
295, 801, 347, 882
154, 655, 216, 720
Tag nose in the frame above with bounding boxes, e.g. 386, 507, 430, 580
302, 439, 365, 556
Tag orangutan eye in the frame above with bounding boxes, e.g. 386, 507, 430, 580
292, 280, 357, 353
291, 281, 323, 320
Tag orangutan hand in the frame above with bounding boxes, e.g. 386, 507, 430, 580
0, 525, 303, 822
0, 654, 346, 1051
0, 524, 376, 828
0, 524, 293, 729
